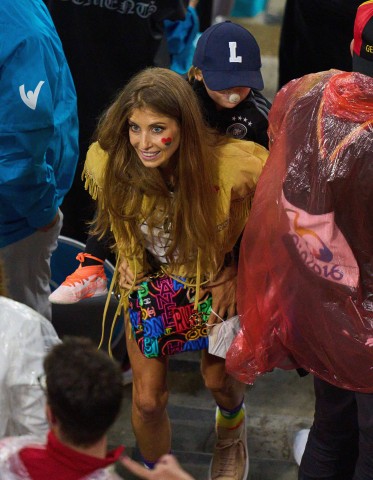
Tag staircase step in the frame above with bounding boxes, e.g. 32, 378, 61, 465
180, 456, 298, 480
110, 363, 313, 479
168, 403, 310, 462
115, 447, 298, 480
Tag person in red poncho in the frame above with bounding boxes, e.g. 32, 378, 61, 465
0, 337, 124, 480
227, 1, 373, 479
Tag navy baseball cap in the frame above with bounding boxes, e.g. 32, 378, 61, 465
193, 21, 264, 91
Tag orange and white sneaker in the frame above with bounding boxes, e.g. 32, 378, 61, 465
49, 253, 108, 304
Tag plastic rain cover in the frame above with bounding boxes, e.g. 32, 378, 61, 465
0, 297, 60, 438
226, 70, 373, 392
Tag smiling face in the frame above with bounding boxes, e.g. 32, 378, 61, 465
128, 108, 181, 170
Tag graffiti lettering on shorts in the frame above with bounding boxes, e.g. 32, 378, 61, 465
173, 304, 194, 332
143, 336, 159, 358
183, 337, 208, 351
143, 315, 164, 338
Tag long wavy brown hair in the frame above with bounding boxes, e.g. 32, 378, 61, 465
93, 67, 224, 276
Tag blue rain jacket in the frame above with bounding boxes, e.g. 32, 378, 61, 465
0, 0, 78, 247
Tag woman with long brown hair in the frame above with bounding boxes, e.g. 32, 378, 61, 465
84, 67, 267, 480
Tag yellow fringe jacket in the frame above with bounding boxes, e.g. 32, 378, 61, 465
83, 138, 268, 300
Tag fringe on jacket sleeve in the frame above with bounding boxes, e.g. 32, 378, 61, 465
81, 141, 108, 201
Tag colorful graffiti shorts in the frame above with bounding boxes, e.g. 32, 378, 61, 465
129, 274, 212, 358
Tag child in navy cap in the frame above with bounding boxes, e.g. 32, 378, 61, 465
189, 21, 271, 149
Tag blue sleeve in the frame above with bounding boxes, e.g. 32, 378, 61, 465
164, 6, 199, 55
0, 22, 78, 229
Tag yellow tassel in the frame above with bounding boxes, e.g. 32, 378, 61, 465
230, 194, 253, 219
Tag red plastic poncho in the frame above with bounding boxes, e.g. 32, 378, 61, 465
226, 70, 373, 392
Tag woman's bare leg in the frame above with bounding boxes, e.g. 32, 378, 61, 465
201, 349, 248, 479
126, 333, 171, 462
201, 350, 245, 407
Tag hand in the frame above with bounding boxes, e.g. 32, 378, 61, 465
189, 0, 199, 8
38, 212, 59, 232
203, 265, 237, 326
121, 454, 195, 480
118, 258, 148, 290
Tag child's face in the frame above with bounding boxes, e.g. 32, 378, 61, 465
205, 84, 251, 110
195, 71, 250, 109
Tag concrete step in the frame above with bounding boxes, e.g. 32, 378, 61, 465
109, 352, 314, 480
114, 408, 303, 479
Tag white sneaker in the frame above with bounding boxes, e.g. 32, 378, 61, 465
293, 428, 310, 466
49, 264, 108, 304
209, 404, 249, 480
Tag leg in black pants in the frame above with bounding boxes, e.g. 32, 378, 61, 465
299, 376, 359, 480
83, 232, 113, 266
354, 391, 373, 480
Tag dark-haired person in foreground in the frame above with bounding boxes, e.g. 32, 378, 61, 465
0, 337, 124, 479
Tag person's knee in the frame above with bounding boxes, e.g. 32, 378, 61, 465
203, 374, 229, 393
133, 385, 169, 422
201, 364, 230, 393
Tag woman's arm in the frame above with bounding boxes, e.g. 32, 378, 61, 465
118, 258, 148, 290
203, 263, 238, 325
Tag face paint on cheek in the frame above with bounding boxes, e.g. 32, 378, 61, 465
161, 137, 172, 146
